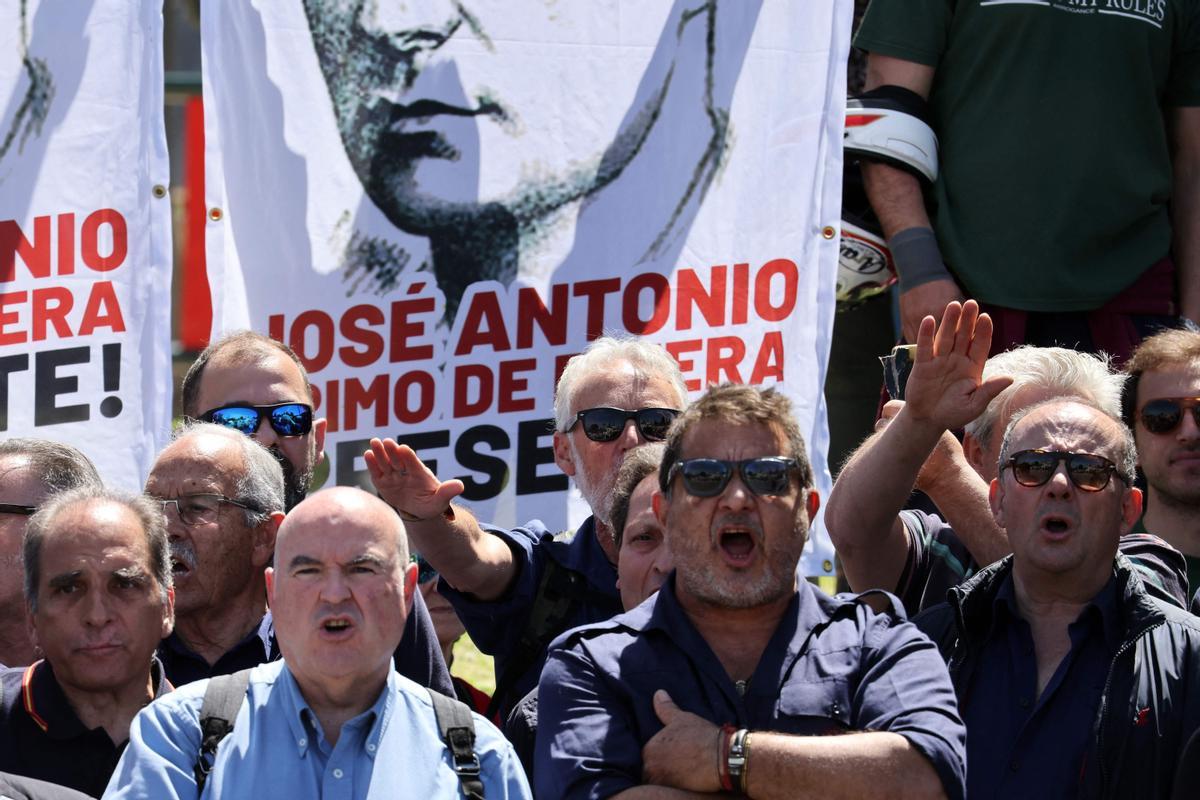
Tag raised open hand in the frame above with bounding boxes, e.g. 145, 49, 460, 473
904, 300, 1012, 433
364, 438, 464, 522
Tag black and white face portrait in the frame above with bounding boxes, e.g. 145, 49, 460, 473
301, 0, 735, 316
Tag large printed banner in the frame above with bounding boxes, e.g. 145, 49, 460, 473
0, 1, 173, 489
203, 1, 849, 574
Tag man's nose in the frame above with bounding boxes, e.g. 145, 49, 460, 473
1177, 407, 1200, 442
1043, 463, 1075, 497
318, 571, 352, 603
616, 418, 643, 453
718, 473, 756, 512
82, 589, 113, 627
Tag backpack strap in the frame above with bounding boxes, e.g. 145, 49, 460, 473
429, 690, 485, 800
193, 669, 253, 792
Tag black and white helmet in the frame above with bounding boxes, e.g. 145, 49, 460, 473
838, 87, 938, 307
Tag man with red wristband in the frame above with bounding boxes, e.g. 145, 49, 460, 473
535, 384, 966, 799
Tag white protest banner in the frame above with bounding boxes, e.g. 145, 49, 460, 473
0, 0, 173, 489
203, 1, 848, 575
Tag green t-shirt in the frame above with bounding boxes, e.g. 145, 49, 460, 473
855, 0, 1200, 311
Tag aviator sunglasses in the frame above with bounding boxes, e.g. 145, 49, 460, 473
566, 407, 680, 442
1002, 449, 1126, 492
669, 457, 800, 498
199, 402, 314, 437
1138, 397, 1200, 435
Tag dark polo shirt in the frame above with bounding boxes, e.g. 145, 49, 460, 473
0, 659, 171, 798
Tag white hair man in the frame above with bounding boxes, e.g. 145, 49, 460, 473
366, 335, 688, 718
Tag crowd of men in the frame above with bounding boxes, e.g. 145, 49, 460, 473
0, 307, 1198, 798
1, 0, 1195, 794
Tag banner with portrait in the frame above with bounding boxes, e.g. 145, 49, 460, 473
0, 0, 173, 489
202, 1, 849, 575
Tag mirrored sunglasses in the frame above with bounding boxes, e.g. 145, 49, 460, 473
566, 407, 679, 442
668, 457, 800, 498
1139, 397, 1200, 435
1003, 449, 1124, 492
200, 402, 313, 437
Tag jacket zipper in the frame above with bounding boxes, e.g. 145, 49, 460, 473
1095, 619, 1164, 791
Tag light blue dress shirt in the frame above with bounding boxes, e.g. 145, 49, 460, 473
102, 660, 530, 799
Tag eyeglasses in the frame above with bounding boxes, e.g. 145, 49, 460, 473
1138, 397, 1200, 435
1002, 450, 1126, 492
565, 407, 679, 442
153, 494, 257, 526
199, 402, 313, 437
413, 554, 437, 584
668, 457, 800, 498
0, 503, 37, 516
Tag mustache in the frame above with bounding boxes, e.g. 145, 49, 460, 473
170, 541, 196, 571
709, 514, 764, 544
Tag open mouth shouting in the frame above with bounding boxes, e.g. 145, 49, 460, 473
318, 615, 356, 640
715, 520, 760, 568
1039, 513, 1076, 541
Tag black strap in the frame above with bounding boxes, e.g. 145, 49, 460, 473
194, 669, 253, 792
430, 690, 485, 799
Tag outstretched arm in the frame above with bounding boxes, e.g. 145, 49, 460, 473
825, 301, 1011, 593
365, 437, 516, 601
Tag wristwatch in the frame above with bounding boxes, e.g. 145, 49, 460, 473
727, 728, 749, 791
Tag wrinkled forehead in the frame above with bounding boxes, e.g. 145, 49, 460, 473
1009, 403, 1121, 456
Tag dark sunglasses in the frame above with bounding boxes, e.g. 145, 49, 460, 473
199, 402, 313, 437
1139, 397, 1200, 435
413, 554, 437, 584
566, 407, 679, 442
1002, 449, 1126, 492
668, 457, 800, 498
0, 503, 37, 516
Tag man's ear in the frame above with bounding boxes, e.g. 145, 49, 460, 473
402, 561, 417, 612
313, 415, 329, 467
963, 432, 986, 476
1120, 486, 1144, 534
253, 512, 285, 569
552, 430, 577, 477
265, 567, 276, 609
653, 489, 668, 528
805, 489, 821, 521
161, 587, 176, 638
989, 477, 1005, 528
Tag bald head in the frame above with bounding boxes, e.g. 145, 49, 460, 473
277, 487, 407, 566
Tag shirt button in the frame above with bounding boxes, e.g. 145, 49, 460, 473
333, 768, 344, 779
1010, 761, 1019, 773
298, 738, 307, 747
367, 743, 376, 753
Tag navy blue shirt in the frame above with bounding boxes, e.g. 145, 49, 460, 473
157, 590, 455, 698
439, 516, 622, 717
535, 575, 967, 800
962, 574, 1120, 800
0, 658, 171, 798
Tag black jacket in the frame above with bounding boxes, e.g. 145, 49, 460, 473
915, 555, 1200, 799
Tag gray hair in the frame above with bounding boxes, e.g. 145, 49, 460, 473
554, 336, 688, 431
610, 443, 666, 550
24, 486, 172, 613
998, 398, 1137, 487
0, 438, 102, 494
169, 422, 285, 526
966, 347, 1125, 447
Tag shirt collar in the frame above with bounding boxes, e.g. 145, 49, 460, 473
161, 614, 274, 663
989, 571, 1123, 650
280, 662, 396, 760
25, 657, 171, 740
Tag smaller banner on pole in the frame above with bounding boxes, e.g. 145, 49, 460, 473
0, 1, 174, 489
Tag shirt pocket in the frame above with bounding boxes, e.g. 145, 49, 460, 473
775, 678, 853, 735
